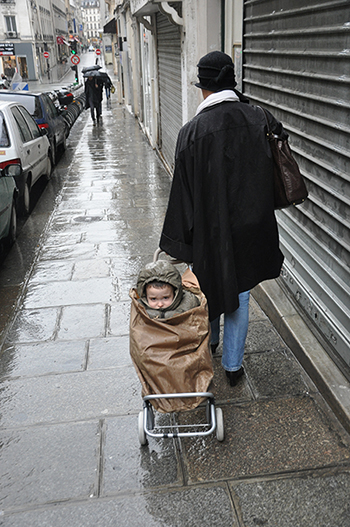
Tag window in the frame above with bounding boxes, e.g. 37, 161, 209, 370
19, 106, 41, 139
11, 106, 33, 143
0, 112, 10, 147
5, 16, 17, 33
44, 95, 59, 118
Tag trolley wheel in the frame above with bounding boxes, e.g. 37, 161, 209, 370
146, 404, 155, 430
215, 407, 225, 441
138, 411, 147, 446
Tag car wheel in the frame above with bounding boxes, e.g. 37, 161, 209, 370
5, 200, 17, 247
22, 179, 31, 216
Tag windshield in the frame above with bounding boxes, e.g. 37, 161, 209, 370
0, 94, 42, 119
0, 111, 10, 147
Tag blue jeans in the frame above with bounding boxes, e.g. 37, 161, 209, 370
210, 290, 250, 372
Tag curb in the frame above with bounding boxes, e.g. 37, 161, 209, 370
252, 279, 350, 434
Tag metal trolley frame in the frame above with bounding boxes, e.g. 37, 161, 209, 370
138, 392, 224, 445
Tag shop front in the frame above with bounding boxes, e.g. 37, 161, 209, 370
0, 42, 35, 82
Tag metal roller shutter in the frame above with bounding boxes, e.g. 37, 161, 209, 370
156, 11, 182, 170
243, 0, 350, 376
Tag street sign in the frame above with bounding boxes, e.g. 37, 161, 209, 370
56, 36, 64, 45
43, 51, 49, 58
95, 49, 101, 56
71, 55, 80, 65
0, 43, 14, 56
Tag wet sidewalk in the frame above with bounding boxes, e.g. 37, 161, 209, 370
1, 94, 350, 526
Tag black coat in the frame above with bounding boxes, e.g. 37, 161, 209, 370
84, 78, 103, 108
160, 101, 286, 321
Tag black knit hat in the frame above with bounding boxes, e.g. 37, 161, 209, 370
195, 51, 237, 92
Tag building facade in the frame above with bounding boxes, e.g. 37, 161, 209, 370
81, 0, 102, 49
0, 0, 75, 82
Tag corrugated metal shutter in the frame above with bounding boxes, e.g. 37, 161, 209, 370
243, 0, 350, 376
156, 11, 182, 170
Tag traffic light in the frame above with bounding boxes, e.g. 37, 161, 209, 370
70, 41, 77, 54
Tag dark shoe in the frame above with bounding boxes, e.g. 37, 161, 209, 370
211, 343, 219, 354
225, 367, 244, 387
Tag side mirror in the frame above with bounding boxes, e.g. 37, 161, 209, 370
40, 128, 48, 136
2, 164, 21, 177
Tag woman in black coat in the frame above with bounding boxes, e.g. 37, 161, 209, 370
160, 51, 287, 386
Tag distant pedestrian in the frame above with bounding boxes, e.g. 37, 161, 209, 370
0, 73, 8, 89
84, 76, 103, 124
103, 74, 113, 100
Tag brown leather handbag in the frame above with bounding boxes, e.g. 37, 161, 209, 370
260, 107, 308, 209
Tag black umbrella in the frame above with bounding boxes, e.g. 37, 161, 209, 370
81, 65, 102, 74
83, 69, 103, 78
97, 72, 111, 81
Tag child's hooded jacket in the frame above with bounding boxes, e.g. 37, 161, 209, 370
136, 260, 199, 319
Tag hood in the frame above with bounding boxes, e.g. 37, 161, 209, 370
136, 260, 183, 312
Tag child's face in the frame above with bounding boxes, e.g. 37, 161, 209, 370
146, 284, 174, 309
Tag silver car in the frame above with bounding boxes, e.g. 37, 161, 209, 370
0, 100, 51, 215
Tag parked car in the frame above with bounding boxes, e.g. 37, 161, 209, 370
0, 164, 19, 247
0, 100, 51, 215
56, 89, 74, 107
0, 91, 68, 165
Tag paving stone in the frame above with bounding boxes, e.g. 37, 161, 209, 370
210, 356, 254, 403
24, 277, 118, 309
180, 397, 350, 483
245, 320, 286, 353
102, 414, 180, 494
0, 340, 87, 378
0, 421, 99, 509
0, 368, 141, 428
72, 259, 111, 280
29, 260, 75, 283
5, 308, 59, 343
0, 485, 236, 527
38, 242, 97, 262
230, 471, 350, 527
88, 336, 132, 369
244, 349, 312, 398
108, 301, 131, 337
57, 304, 107, 340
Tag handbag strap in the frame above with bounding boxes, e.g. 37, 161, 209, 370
257, 105, 276, 141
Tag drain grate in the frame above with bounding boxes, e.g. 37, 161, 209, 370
73, 216, 104, 223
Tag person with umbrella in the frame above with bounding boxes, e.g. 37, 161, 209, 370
99, 72, 113, 100
84, 69, 103, 124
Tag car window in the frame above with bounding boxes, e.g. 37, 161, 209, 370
18, 105, 41, 139
44, 94, 59, 118
0, 112, 10, 147
11, 106, 33, 143
33, 97, 43, 119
